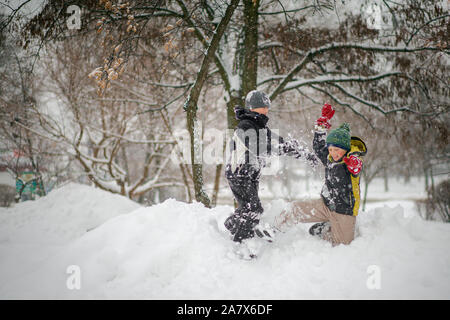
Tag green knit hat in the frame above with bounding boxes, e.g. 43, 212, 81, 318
326, 123, 351, 151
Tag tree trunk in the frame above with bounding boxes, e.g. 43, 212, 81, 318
424, 166, 429, 192
211, 163, 223, 207
383, 167, 389, 192
241, 0, 259, 96
227, 97, 240, 130
430, 165, 435, 193
186, 110, 211, 207
183, 0, 240, 208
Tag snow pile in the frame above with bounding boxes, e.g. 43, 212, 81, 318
0, 183, 141, 244
1, 184, 449, 299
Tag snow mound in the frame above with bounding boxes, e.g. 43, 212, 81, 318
0, 183, 141, 245
0, 185, 449, 299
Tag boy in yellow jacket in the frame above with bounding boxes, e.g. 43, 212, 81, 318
275, 103, 367, 246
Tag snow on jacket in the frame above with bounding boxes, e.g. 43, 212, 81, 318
313, 130, 367, 216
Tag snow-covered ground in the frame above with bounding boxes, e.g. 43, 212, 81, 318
0, 180, 449, 299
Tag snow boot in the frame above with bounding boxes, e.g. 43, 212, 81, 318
224, 214, 239, 235
233, 223, 255, 243
232, 214, 259, 243
254, 223, 277, 242
309, 221, 331, 237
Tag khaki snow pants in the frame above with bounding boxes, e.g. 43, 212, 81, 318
275, 199, 356, 246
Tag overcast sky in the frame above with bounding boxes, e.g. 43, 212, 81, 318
0, 0, 46, 18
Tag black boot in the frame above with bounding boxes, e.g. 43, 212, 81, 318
233, 215, 259, 243
224, 215, 239, 235
309, 222, 331, 237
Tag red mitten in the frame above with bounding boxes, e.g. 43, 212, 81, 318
343, 155, 362, 175
321, 103, 335, 119
315, 103, 335, 129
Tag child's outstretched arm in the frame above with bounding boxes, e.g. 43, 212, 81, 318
270, 130, 319, 168
313, 103, 335, 164
280, 137, 319, 168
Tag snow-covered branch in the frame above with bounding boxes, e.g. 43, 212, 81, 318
308, 84, 373, 126
329, 82, 438, 116
282, 72, 403, 92
258, 41, 285, 51
258, 5, 318, 16
129, 148, 174, 196
175, 0, 232, 92
406, 14, 450, 46
269, 42, 447, 101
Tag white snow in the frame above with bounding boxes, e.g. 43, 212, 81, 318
0, 182, 449, 299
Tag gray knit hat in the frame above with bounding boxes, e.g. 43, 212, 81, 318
245, 90, 271, 109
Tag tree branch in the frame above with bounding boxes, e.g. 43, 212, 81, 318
282, 72, 403, 92
269, 42, 447, 101
406, 14, 450, 46
329, 82, 438, 116
308, 84, 374, 127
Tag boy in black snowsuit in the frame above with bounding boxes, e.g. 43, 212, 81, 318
224, 90, 318, 243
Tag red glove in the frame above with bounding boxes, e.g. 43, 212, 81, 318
343, 155, 362, 175
315, 103, 335, 129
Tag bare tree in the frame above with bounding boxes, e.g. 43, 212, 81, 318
20, 34, 188, 201
0, 19, 48, 198
4, 0, 448, 207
